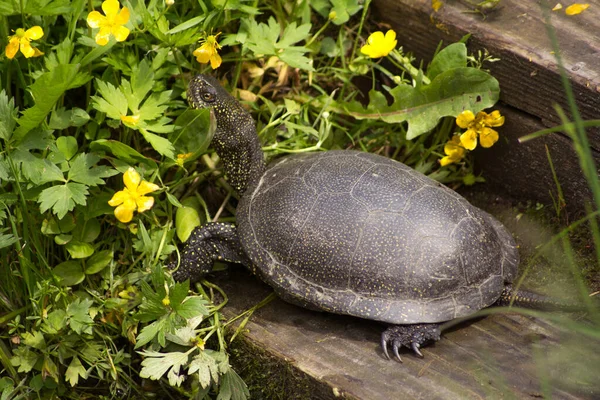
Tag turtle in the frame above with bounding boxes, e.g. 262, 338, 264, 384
172, 74, 555, 361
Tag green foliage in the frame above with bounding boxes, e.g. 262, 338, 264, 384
0, 0, 510, 398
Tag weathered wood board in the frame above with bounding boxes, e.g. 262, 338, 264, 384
220, 267, 599, 399
370, 0, 600, 214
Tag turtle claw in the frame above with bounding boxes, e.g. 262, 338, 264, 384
392, 340, 403, 363
411, 342, 423, 358
380, 324, 441, 362
381, 335, 391, 360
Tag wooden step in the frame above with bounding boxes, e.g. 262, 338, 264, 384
371, 0, 600, 214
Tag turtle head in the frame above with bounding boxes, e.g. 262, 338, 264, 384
187, 74, 254, 135
187, 74, 265, 194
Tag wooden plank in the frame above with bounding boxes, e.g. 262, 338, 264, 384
371, 0, 600, 144
369, 0, 600, 213
220, 267, 599, 399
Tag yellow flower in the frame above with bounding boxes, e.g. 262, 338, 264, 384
193, 34, 222, 69
120, 114, 140, 127
108, 167, 160, 223
360, 30, 397, 58
432, 0, 444, 12
87, 0, 130, 46
456, 109, 504, 150
176, 152, 194, 166
565, 3, 589, 15
5, 26, 44, 59
162, 296, 170, 306
439, 135, 467, 166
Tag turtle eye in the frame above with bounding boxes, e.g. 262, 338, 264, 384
202, 92, 215, 102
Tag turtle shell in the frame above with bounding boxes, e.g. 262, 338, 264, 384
236, 150, 518, 324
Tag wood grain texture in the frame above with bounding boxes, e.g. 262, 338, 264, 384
220, 268, 599, 399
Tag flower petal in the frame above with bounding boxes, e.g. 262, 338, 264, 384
135, 196, 155, 213
102, 0, 121, 17
479, 127, 499, 148
20, 40, 35, 58
25, 26, 44, 40
456, 110, 475, 128
209, 52, 222, 69
439, 155, 455, 167
484, 110, 505, 127
111, 25, 130, 42
115, 6, 130, 25
460, 129, 478, 150
193, 45, 213, 64
123, 167, 141, 191
114, 201, 135, 223
565, 3, 589, 15
32, 47, 44, 57
5, 37, 20, 59
87, 11, 105, 28
108, 190, 128, 206
137, 180, 160, 196
95, 28, 112, 46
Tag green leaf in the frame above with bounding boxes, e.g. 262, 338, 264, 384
14, 64, 91, 141
135, 320, 162, 349
175, 297, 210, 319
0, 231, 18, 249
50, 108, 90, 130
92, 79, 128, 120
188, 351, 219, 389
85, 250, 113, 274
22, 331, 46, 350
53, 260, 85, 286
90, 139, 157, 168
68, 153, 118, 186
65, 240, 94, 259
39, 182, 89, 219
170, 107, 214, 159
329, 0, 362, 25
243, 17, 314, 71
41, 309, 67, 334
138, 350, 189, 385
139, 129, 175, 159
167, 16, 204, 35
176, 197, 202, 242
76, 217, 101, 242
56, 136, 78, 160
345, 67, 500, 139
67, 298, 94, 335
218, 369, 250, 400
66, 357, 87, 387
427, 43, 468, 80
122, 60, 154, 112
10, 347, 39, 373
55, 234, 72, 245
0, 89, 18, 140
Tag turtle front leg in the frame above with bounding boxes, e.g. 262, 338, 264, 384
381, 324, 441, 362
170, 222, 250, 283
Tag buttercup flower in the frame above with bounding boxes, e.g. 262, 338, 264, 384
120, 114, 140, 127
5, 26, 44, 59
193, 34, 222, 69
87, 0, 130, 46
361, 30, 397, 58
439, 135, 467, 166
456, 109, 504, 150
108, 167, 160, 223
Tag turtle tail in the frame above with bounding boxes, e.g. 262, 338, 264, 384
496, 285, 588, 312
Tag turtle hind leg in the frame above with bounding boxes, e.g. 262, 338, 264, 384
381, 324, 441, 362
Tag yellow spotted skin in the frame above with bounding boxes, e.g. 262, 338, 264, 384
176, 75, 525, 360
